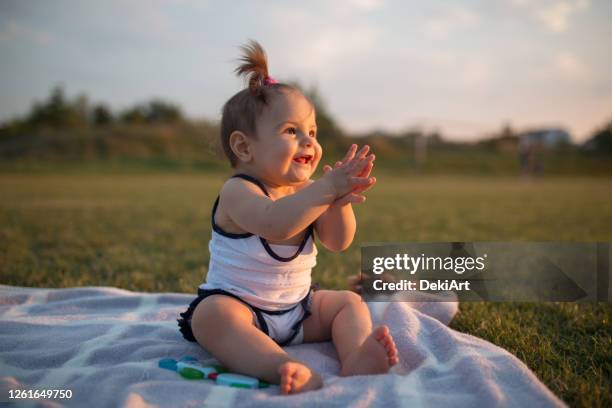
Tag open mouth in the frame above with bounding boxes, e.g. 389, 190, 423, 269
293, 155, 313, 165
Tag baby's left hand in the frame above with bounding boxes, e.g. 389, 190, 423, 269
322, 145, 376, 206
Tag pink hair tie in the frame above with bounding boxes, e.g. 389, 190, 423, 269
263, 75, 278, 86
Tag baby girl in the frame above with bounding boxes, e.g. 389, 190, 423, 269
177, 40, 398, 394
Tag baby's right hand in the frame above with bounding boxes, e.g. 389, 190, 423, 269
321, 144, 375, 199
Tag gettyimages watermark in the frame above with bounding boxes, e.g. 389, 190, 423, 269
361, 242, 611, 302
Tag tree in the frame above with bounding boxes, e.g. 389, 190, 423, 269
585, 120, 612, 153
26, 85, 88, 128
147, 100, 182, 123
119, 99, 183, 124
120, 106, 147, 124
91, 104, 114, 126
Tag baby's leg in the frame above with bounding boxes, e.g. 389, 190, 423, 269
190, 295, 322, 394
302, 290, 399, 376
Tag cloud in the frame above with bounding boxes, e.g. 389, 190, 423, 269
462, 60, 491, 86
424, 6, 480, 38
0, 20, 53, 45
316, 0, 386, 20
534, 2, 574, 32
0, 21, 19, 42
339, 0, 385, 12
554, 51, 588, 77
267, 6, 380, 79
292, 25, 379, 77
510, 0, 590, 33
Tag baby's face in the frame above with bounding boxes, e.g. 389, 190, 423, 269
252, 90, 322, 186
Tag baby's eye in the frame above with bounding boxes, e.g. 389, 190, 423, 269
309, 130, 317, 138
285, 127, 297, 135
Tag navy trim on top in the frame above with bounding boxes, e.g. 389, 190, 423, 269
211, 173, 315, 262
210, 173, 269, 238
259, 223, 314, 262
211, 196, 253, 238
231, 173, 270, 197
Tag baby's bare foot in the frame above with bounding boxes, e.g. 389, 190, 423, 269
278, 361, 323, 395
341, 325, 399, 376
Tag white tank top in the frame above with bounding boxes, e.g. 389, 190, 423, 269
200, 174, 317, 311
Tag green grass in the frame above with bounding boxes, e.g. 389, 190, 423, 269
1, 171, 610, 407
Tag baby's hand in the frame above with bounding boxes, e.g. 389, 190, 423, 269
321, 144, 376, 203
323, 144, 376, 205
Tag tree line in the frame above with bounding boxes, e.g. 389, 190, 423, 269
4, 86, 184, 130
0, 86, 610, 173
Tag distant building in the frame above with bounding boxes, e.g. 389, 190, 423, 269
519, 128, 571, 149
518, 128, 571, 176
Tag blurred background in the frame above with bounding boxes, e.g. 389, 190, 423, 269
1, 0, 611, 173
0, 2, 610, 406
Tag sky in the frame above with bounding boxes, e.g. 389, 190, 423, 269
1, 0, 611, 142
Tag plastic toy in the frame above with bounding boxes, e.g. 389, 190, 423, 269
216, 373, 261, 389
158, 356, 270, 389
158, 358, 178, 371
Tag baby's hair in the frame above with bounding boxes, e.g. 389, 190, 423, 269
235, 40, 274, 97
220, 40, 303, 167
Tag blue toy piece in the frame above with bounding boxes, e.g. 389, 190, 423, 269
158, 358, 178, 371
158, 356, 199, 372
215, 373, 261, 389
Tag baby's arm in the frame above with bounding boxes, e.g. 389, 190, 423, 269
314, 200, 356, 252
315, 147, 376, 251
221, 145, 374, 241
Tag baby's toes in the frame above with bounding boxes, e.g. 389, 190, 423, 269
386, 336, 397, 351
384, 340, 396, 355
373, 325, 390, 342
280, 376, 292, 394
278, 364, 295, 394
380, 333, 398, 361
376, 327, 395, 349
380, 334, 393, 348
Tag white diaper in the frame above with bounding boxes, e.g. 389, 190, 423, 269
253, 303, 309, 346
247, 290, 313, 347
191, 287, 314, 347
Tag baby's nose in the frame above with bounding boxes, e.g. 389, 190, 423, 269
301, 136, 312, 147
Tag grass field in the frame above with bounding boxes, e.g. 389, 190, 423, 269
1, 171, 610, 407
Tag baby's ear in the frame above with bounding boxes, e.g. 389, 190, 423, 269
229, 131, 252, 163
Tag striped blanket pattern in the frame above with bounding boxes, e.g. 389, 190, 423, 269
0, 285, 565, 407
